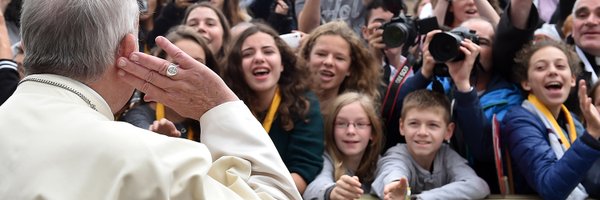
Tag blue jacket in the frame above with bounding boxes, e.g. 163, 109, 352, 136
501, 106, 600, 199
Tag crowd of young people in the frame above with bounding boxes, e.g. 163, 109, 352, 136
1, 0, 599, 199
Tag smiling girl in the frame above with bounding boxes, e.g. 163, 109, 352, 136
304, 92, 384, 200
182, 2, 231, 60
221, 23, 324, 194
298, 21, 381, 117
501, 40, 600, 199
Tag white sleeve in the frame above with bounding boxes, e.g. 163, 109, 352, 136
200, 101, 302, 200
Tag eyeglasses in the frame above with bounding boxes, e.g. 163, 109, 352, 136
334, 121, 372, 130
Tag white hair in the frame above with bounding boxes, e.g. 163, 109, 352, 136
21, 0, 139, 82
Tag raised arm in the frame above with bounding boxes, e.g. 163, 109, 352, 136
117, 36, 302, 199
433, 0, 449, 27
492, 0, 541, 81
475, 0, 500, 26
510, 0, 534, 29
297, 0, 321, 33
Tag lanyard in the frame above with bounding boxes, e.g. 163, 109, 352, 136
155, 103, 165, 120
262, 87, 281, 133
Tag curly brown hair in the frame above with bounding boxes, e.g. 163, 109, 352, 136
298, 21, 382, 102
513, 40, 580, 85
221, 23, 311, 131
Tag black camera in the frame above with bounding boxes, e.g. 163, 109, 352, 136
429, 27, 479, 62
380, 0, 438, 48
381, 14, 416, 48
381, 15, 439, 48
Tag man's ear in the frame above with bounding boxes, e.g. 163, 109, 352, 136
444, 122, 455, 141
118, 33, 138, 58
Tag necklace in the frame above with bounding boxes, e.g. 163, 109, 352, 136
19, 77, 98, 111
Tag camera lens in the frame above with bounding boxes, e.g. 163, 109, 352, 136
382, 23, 409, 48
429, 32, 463, 62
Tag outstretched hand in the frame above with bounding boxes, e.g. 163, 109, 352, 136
578, 79, 600, 139
117, 36, 239, 120
330, 175, 364, 200
383, 177, 409, 200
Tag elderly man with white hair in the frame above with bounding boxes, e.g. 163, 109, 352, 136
0, 0, 302, 199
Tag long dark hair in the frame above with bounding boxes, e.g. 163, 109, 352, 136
222, 23, 311, 131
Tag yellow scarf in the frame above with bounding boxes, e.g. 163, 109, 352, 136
527, 94, 577, 150
262, 87, 281, 133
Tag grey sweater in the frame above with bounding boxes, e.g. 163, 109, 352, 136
372, 144, 490, 199
303, 153, 373, 200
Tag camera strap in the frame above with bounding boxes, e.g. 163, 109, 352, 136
381, 60, 412, 120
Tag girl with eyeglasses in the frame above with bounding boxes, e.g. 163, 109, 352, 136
304, 92, 384, 200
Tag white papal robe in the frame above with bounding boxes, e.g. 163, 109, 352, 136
0, 74, 301, 200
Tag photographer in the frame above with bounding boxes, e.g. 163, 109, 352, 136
361, 0, 416, 151
392, 18, 522, 194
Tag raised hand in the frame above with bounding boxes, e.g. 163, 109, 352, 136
578, 79, 600, 139
330, 175, 364, 200
117, 36, 239, 120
